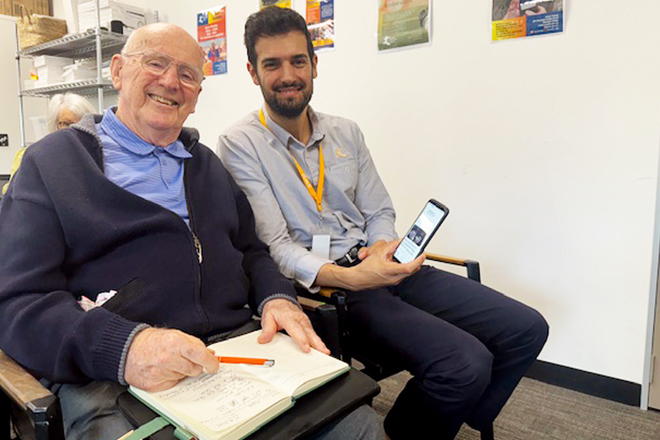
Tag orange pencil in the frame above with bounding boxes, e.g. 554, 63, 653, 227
217, 356, 275, 367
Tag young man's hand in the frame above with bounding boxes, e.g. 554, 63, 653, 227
317, 240, 425, 291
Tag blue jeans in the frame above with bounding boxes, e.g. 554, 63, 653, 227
56, 381, 384, 440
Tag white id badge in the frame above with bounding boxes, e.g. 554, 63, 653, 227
311, 234, 331, 259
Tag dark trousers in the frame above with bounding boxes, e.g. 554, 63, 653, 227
344, 266, 549, 440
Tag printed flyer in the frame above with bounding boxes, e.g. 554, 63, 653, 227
492, 0, 563, 41
378, 0, 431, 52
260, 0, 292, 9
306, 0, 335, 51
197, 6, 227, 76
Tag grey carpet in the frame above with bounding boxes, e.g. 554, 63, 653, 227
372, 372, 660, 439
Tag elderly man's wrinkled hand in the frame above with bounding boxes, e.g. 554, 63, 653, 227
124, 328, 219, 392
259, 298, 330, 355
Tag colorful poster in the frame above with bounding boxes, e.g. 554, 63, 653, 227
378, 0, 431, 52
197, 6, 227, 76
259, 0, 292, 9
306, 0, 334, 51
492, 0, 563, 41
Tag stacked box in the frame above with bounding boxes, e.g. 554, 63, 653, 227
78, 0, 146, 34
33, 56, 72, 86
61, 60, 97, 82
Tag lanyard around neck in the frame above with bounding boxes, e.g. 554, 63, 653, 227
259, 109, 324, 213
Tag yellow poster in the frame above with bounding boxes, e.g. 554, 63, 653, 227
260, 0, 292, 9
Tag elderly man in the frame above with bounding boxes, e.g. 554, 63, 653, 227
218, 7, 549, 440
0, 23, 382, 440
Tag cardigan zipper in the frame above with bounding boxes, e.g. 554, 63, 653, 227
192, 233, 203, 264
183, 154, 209, 334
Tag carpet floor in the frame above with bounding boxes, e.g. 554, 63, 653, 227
372, 372, 660, 439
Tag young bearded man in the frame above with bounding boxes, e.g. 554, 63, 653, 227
218, 7, 549, 440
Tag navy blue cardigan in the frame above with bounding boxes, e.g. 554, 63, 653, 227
0, 114, 297, 384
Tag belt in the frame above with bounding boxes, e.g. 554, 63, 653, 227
335, 244, 363, 267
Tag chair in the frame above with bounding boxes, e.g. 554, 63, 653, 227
0, 350, 63, 440
298, 252, 481, 379
297, 252, 495, 440
0, 299, 344, 440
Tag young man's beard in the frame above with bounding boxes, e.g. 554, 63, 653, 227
263, 82, 313, 119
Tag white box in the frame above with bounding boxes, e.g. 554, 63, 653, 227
78, 0, 146, 34
33, 56, 73, 68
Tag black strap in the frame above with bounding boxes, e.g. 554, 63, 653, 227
335, 244, 362, 267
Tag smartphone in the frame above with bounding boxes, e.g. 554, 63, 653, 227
393, 199, 449, 264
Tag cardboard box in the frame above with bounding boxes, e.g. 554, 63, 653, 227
1, 0, 50, 17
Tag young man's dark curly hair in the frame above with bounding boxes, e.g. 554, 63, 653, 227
244, 6, 315, 69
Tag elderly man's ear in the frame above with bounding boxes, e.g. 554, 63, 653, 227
110, 54, 124, 91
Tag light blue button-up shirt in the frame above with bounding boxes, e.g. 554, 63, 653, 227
219, 106, 397, 289
97, 108, 192, 227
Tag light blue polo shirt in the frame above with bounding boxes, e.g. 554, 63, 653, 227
97, 108, 192, 227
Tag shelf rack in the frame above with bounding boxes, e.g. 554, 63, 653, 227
14, 1, 128, 147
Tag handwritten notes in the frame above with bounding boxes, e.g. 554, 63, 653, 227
152, 366, 283, 432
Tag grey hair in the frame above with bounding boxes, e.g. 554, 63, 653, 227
46, 93, 96, 132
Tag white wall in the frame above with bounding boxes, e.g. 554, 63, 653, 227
43, 0, 660, 386
0, 16, 48, 174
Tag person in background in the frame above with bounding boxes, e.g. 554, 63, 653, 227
2, 93, 96, 195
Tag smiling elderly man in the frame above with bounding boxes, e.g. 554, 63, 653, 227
0, 23, 382, 440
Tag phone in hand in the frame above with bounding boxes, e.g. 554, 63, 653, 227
393, 199, 449, 264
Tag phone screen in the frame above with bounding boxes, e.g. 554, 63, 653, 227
393, 200, 448, 264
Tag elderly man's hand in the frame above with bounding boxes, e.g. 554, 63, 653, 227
259, 298, 330, 355
124, 328, 219, 392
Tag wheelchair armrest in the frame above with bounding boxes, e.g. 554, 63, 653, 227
425, 252, 481, 283
0, 349, 63, 440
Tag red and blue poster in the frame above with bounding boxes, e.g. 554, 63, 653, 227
307, 0, 334, 51
492, 0, 563, 41
197, 6, 227, 76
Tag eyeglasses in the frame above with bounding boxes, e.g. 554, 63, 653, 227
123, 51, 204, 87
57, 120, 75, 129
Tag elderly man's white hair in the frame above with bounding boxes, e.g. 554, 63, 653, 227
121, 23, 205, 70
46, 93, 96, 132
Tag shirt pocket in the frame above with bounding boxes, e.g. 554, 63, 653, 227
102, 277, 147, 314
326, 157, 358, 202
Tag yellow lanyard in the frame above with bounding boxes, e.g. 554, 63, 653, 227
259, 109, 324, 213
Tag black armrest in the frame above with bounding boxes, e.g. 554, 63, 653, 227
425, 252, 481, 283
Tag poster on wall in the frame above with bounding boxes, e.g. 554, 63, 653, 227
377, 0, 431, 52
492, 0, 563, 41
197, 6, 227, 76
306, 0, 334, 51
260, 0, 292, 9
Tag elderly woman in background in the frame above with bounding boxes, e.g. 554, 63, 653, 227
2, 93, 96, 195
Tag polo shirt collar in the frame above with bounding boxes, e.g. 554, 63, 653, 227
100, 107, 191, 159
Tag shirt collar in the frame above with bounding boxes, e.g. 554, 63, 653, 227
99, 107, 192, 159
261, 105, 325, 149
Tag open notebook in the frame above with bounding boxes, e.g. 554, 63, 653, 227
129, 331, 349, 440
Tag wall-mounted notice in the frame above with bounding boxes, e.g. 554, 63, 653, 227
260, 0, 292, 9
307, 0, 334, 51
378, 0, 431, 52
198, 6, 228, 76
492, 0, 563, 41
